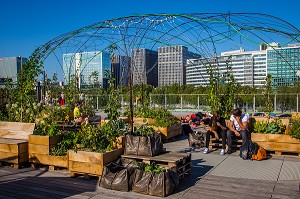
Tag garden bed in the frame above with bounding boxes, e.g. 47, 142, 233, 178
153, 123, 182, 141
68, 148, 124, 177
251, 133, 300, 156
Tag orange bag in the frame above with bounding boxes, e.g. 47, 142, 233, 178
252, 147, 267, 161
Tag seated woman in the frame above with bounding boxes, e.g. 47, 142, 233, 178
73, 102, 89, 125
203, 110, 227, 155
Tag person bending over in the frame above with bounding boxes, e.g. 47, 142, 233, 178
203, 111, 227, 155
227, 108, 249, 154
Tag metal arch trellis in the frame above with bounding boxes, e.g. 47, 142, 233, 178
33, 13, 300, 89
35, 12, 300, 76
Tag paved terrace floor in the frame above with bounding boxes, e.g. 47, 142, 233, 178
0, 135, 299, 199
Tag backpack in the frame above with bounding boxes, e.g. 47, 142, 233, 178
239, 141, 259, 160
251, 147, 267, 161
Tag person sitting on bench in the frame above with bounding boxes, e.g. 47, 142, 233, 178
73, 102, 89, 125
203, 110, 227, 155
227, 108, 249, 154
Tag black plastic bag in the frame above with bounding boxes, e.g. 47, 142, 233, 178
99, 158, 137, 192
125, 134, 163, 156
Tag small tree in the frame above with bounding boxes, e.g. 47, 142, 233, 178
264, 74, 273, 114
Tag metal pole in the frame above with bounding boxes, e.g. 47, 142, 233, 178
96, 95, 99, 110
165, 94, 167, 110
180, 94, 182, 112
198, 95, 200, 111
274, 94, 276, 113
253, 94, 256, 113
297, 94, 299, 112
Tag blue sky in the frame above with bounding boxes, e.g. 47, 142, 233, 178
1, 0, 300, 81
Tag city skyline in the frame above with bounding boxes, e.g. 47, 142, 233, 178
1, 0, 300, 81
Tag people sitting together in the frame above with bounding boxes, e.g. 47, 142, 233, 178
183, 108, 249, 155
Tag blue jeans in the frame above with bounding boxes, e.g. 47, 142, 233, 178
227, 129, 248, 151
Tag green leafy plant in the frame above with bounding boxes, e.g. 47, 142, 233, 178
290, 120, 300, 139
49, 132, 77, 156
134, 125, 155, 136
33, 122, 62, 136
253, 120, 285, 134
138, 163, 166, 174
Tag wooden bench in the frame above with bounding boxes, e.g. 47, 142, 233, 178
0, 122, 35, 168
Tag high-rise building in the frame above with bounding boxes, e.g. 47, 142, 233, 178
267, 43, 300, 87
0, 56, 27, 86
158, 46, 201, 86
131, 49, 158, 87
111, 55, 131, 87
63, 51, 111, 88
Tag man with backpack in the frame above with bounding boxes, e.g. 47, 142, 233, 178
227, 108, 249, 154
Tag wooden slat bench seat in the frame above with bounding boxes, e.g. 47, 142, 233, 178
0, 122, 35, 168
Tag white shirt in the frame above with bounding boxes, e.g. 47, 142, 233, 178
230, 114, 249, 131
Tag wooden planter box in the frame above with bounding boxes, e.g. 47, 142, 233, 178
28, 134, 68, 168
251, 133, 300, 156
68, 148, 124, 177
153, 123, 182, 140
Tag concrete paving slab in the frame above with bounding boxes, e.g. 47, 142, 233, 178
278, 159, 300, 181
209, 155, 283, 181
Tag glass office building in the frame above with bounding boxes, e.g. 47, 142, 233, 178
0, 56, 27, 87
63, 51, 111, 88
267, 44, 300, 87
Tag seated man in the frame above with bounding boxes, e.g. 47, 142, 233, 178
73, 102, 89, 125
227, 108, 249, 154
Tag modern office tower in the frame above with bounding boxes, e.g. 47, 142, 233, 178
131, 49, 158, 87
0, 56, 27, 87
267, 43, 300, 87
63, 51, 111, 88
111, 55, 131, 87
186, 47, 267, 87
158, 46, 201, 86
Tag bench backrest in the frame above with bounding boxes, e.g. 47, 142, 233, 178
0, 122, 35, 140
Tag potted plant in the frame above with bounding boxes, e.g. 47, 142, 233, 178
68, 120, 128, 177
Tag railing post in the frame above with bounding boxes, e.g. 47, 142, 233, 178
165, 94, 167, 110
96, 95, 99, 110
297, 94, 299, 112
253, 94, 256, 113
198, 95, 200, 111
181, 94, 183, 112
274, 94, 276, 112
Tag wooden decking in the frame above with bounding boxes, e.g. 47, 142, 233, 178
0, 134, 300, 199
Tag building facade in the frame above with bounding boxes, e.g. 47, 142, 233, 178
131, 49, 158, 87
0, 56, 27, 86
267, 43, 300, 87
158, 46, 201, 86
186, 47, 267, 87
63, 51, 111, 88
111, 55, 131, 87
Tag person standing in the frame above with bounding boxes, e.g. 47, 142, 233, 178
203, 111, 227, 155
227, 108, 249, 154
60, 92, 65, 106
